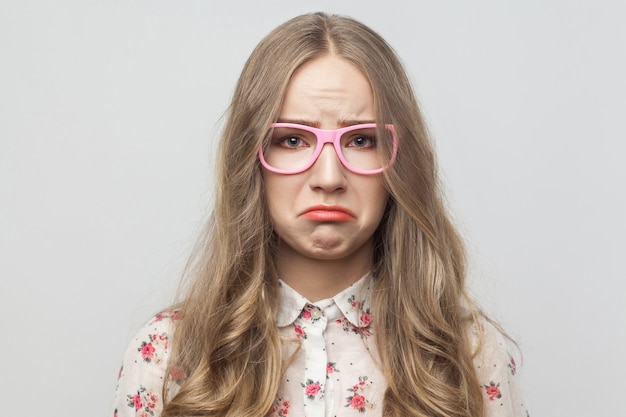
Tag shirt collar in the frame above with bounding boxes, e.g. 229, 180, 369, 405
276, 274, 373, 327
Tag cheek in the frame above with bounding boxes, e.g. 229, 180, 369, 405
263, 174, 301, 217
362, 179, 389, 217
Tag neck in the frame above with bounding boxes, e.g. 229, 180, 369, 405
275, 240, 373, 302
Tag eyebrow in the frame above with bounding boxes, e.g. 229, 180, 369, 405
276, 118, 320, 128
275, 118, 376, 128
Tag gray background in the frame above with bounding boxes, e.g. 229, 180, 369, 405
1, 1, 625, 416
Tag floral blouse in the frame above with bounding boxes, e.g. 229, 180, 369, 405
112, 276, 528, 417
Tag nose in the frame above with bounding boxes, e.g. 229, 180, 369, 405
308, 143, 347, 192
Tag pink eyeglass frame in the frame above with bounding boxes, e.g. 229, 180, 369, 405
258, 122, 398, 175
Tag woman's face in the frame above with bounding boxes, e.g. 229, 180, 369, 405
263, 54, 389, 265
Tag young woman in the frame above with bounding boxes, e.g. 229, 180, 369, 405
112, 12, 528, 417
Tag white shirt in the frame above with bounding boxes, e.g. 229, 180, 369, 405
112, 276, 529, 416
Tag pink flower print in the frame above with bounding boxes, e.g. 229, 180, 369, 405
153, 333, 169, 351
139, 342, 156, 361
326, 362, 339, 377
131, 394, 142, 410
127, 386, 159, 416
484, 382, 502, 401
337, 318, 359, 334
169, 365, 186, 382
305, 383, 321, 397
339, 296, 373, 336
357, 307, 373, 335
300, 304, 324, 323
294, 325, 306, 339
359, 313, 372, 327
153, 310, 180, 322
279, 400, 290, 416
345, 376, 375, 412
336, 317, 373, 337
301, 379, 323, 400
348, 295, 361, 310
269, 397, 291, 417
508, 356, 517, 375
350, 394, 366, 410
137, 332, 169, 363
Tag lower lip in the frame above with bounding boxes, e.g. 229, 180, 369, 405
302, 210, 354, 222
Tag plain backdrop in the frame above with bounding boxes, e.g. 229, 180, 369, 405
1, 1, 625, 416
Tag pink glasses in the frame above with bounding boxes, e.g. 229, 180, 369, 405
259, 123, 398, 175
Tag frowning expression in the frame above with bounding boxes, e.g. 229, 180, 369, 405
262, 54, 389, 264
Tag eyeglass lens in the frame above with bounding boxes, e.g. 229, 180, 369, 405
262, 125, 395, 173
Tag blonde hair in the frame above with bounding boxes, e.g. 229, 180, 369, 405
163, 12, 484, 417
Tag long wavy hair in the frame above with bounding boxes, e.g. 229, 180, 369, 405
162, 12, 484, 417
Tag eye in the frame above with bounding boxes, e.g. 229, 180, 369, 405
279, 135, 309, 148
347, 134, 376, 149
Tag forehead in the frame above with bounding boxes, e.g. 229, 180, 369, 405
279, 54, 375, 128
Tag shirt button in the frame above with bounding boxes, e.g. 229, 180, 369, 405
311, 309, 322, 319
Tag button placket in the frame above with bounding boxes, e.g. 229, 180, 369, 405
300, 304, 328, 417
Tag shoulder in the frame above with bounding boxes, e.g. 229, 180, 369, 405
469, 318, 517, 377
469, 318, 530, 417
123, 310, 179, 368
111, 310, 181, 417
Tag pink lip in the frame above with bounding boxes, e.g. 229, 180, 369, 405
301, 205, 355, 222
